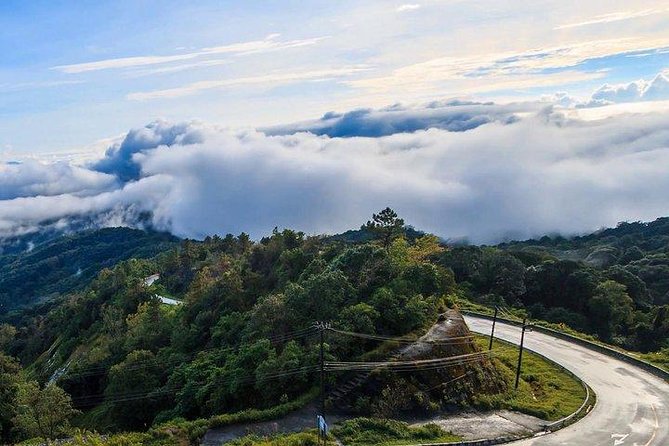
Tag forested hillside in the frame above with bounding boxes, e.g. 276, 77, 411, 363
0, 212, 667, 444
0, 228, 179, 314
441, 217, 669, 352
2, 210, 501, 444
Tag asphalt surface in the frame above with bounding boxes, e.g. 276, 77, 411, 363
464, 316, 669, 446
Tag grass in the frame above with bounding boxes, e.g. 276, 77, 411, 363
159, 418, 460, 446
224, 431, 331, 446
332, 418, 461, 446
58, 388, 322, 446
197, 418, 461, 446
147, 387, 321, 443
638, 348, 669, 373
472, 335, 587, 421
17, 429, 188, 446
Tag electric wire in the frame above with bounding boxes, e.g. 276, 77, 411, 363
327, 328, 475, 345
72, 364, 319, 406
67, 322, 487, 406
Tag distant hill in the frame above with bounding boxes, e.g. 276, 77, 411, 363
329, 225, 428, 243
491, 217, 669, 306
499, 217, 669, 264
0, 228, 179, 314
438, 217, 669, 353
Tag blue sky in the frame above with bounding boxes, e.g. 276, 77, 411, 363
2, 0, 669, 155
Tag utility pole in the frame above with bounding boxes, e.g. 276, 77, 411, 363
515, 317, 528, 390
319, 322, 325, 418
316, 321, 329, 446
489, 307, 498, 350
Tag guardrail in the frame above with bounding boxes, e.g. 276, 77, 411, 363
543, 378, 592, 431
461, 310, 669, 383
394, 438, 525, 446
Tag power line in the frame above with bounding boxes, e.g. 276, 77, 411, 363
66, 322, 490, 407
72, 364, 319, 406
328, 328, 475, 345
325, 351, 492, 372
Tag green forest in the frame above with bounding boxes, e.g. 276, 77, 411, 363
0, 228, 178, 313
443, 218, 669, 352
0, 210, 667, 444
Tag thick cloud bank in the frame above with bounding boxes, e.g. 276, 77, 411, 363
2, 101, 669, 243
263, 101, 529, 137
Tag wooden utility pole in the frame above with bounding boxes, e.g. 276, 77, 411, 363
515, 317, 528, 389
319, 322, 325, 417
489, 307, 498, 350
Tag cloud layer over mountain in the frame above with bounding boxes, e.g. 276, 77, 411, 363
262, 100, 529, 137
2, 100, 669, 243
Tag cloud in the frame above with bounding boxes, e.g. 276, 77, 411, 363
0, 160, 116, 200
397, 4, 421, 12
262, 101, 529, 137
3, 102, 669, 243
92, 120, 207, 182
127, 66, 371, 100
52, 34, 327, 74
348, 38, 669, 95
591, 73, 669, 104
555, 8, 669, 30
549, 72, 669, 108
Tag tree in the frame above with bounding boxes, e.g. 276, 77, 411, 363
285, 270, 354, 323
588, 280, 634, 341
606, 266, 651, 308
105, 350, 162, 429
0, 324, 16, 352
0, 353, 22, 443
365, 208, 405, 250
12, 382, 78, 440
124, 299, 175, 352
475, 249, 526, 300
408, 235, 445, 263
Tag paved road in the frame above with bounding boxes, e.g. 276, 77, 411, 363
464, 316, 669, 446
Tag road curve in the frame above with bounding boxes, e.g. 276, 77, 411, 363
464, 316, 669, 446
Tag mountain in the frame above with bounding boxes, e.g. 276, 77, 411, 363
497, 217, 669, 304
329, 225, 427, 244
0, 227, 179, 314
0, 215, 665, 444
440, 216, 669, 353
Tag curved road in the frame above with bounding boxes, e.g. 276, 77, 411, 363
464, 316, 669, 446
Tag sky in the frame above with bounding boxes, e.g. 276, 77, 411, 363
2, 0, 669, 243
2, 0, 669, 155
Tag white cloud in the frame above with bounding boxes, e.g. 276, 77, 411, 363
347, 38, 669, 95
0, 160, 117, 200
555, 8, 669, 30
127, 66, 371, 100
591, 73, 669, 104
397, 4, 421, 12
128, 59, 230, 77
4, 102, 669, 243
549, 72, 669, 108
52, 34, 327, 74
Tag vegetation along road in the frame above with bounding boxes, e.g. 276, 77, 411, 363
464, 316, 669, 446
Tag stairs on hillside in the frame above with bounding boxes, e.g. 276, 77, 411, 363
327, 349, 404, 411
